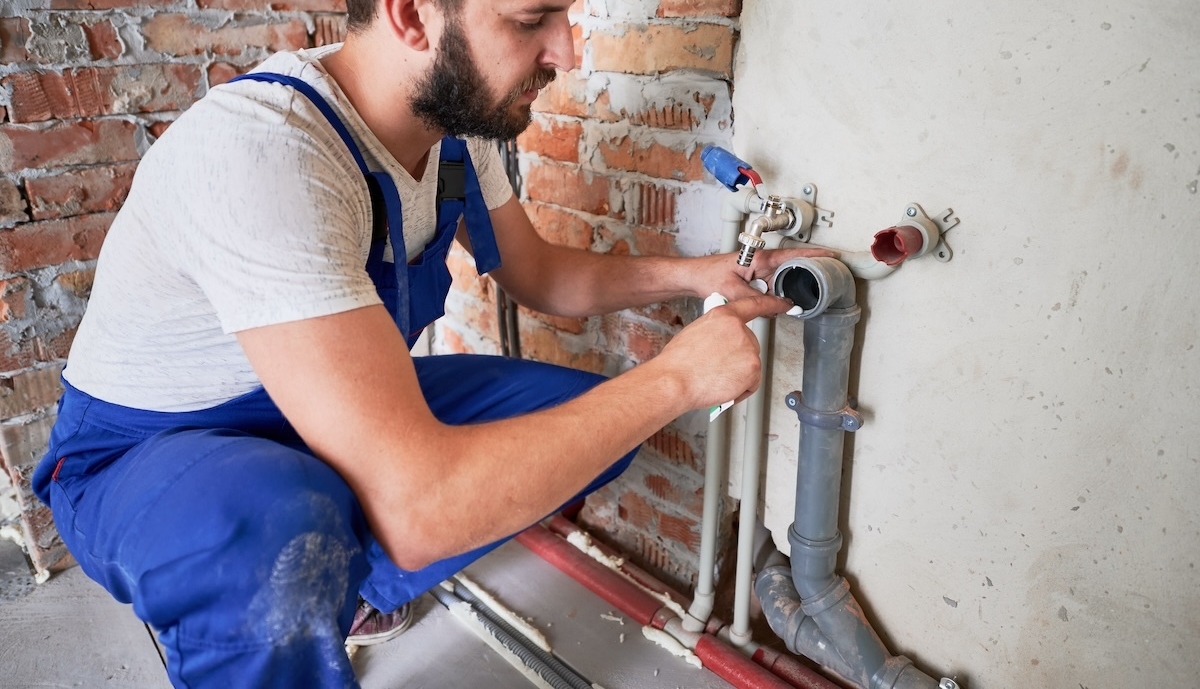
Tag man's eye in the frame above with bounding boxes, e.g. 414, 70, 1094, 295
519, 17, 545, 29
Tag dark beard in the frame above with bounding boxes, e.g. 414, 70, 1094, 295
410, 16, 556, 141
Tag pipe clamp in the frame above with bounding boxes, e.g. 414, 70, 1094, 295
786, 392, 863, 431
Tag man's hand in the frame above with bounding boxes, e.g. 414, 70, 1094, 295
652, 293, 794, 410
694, 246, 838, 301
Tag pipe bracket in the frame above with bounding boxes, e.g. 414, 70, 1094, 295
786, 392, 863, 432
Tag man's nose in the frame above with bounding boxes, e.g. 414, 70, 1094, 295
541, 13, 576, 72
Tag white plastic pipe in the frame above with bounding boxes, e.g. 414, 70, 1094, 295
729, 312, 772, 647
728, 232, 783, 648
683, 185, 760, 633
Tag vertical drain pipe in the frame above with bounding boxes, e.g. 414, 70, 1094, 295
756, 257, 951, 689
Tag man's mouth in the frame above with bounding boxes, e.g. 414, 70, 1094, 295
517, 70, 557, 99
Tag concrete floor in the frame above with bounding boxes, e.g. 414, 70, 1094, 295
0, 537, 734, 688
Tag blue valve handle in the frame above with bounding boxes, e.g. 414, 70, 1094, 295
701, 145, 755, 191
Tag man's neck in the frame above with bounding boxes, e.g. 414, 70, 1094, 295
321, 34, 442, 179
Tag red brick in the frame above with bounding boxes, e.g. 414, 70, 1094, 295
0, 119, 139, 171
436, 324, 473, 354
523, 201, 594, 250
631, 297, 690, 329
48, 0, 174, 8
25, 162, 136, 220
532, 71, 590, 119
0, 179, 29, 226
657, 0, 740, 18
601, 98, 701, 130
143, 15, 309, 57
313, 14, 348, 47
148, 120, 172, 139
618, 490, 655, 530
658, 512, 699, 552
590, 23, 734, 78
199, 0, 346, 9
0, 325, 78, 373
0, 18, 31, 64
0, 363, 65, 419
598, 136, 704, 181
206, 62, 244, 88
5, 65, 202, 123
525, 161, 614, 217
645, 427, 698, 470
54, 267, 95, 299
516, 116, 582, 163
594, 226, 630, 256
571, 21, 583, 70
448, 297, 498, 343
82, 19, 123, 60
0, 277, 31, 323
644, 472, 679, 502
630, 226, 679, 257
633, 183, 677, 226
0, 212, 113, 273
618, 318, 673, 364
517, 321, 606, 373
517, 305, 588, 335
446, 245, 494, 302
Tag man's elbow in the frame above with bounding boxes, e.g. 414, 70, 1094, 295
373, 511, 460, 572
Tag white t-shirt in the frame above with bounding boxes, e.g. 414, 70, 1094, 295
63, 45, 514, 412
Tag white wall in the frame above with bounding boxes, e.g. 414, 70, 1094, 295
730, 1, 1200, 687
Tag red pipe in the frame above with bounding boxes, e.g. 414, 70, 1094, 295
545, 514, 690, 608
694, 635, 792, 689
518, 522, 843, 689
870, 225, 924, 266
514, 525, 665, 626
753, 647, 843, 689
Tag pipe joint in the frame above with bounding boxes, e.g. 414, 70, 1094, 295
771, 257, 857, 317
787, 527, 843, 598
786, 392, 863, 431
798, 576, 851, 618
722, 183, 766, 221
871, 655, 918, 689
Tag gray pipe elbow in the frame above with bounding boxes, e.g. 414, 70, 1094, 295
771, 257, 857, 317
754, 565, 807, 653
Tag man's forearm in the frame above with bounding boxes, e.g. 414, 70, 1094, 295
358, 355, 695, 570
503, 242, 702, 317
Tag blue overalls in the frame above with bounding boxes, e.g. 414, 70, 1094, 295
32, 72, 637, 688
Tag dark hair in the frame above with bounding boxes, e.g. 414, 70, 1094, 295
346, 0, 462, 32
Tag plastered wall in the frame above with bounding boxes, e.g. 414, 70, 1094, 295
729, 1, 1199, 686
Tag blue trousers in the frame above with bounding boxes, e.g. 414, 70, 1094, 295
33, 354, 637, 688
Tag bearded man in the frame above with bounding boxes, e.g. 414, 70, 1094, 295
32, 0, 821, 686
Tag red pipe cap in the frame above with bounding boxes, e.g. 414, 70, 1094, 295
871, 225, 924, 266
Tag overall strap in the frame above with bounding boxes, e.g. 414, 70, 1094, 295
228, 72, 415, 334
438, 137, 502, 274
230, 73, 370, 177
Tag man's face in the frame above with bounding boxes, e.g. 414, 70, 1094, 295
410, 1, 573, 140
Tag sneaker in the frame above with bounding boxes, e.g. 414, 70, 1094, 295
346, 599, 414, 647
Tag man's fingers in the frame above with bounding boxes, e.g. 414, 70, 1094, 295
718, 294, 793, 322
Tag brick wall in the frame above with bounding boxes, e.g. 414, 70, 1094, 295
0, 0, 347, 579
0, 0, 742, 593
436, 0, 741, 592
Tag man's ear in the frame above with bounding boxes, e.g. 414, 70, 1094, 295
381, 0, 439, 51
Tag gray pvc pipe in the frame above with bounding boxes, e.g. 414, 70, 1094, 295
430, 586, 582, 689
759, 257, 945, 689
450, 582, 592, 689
